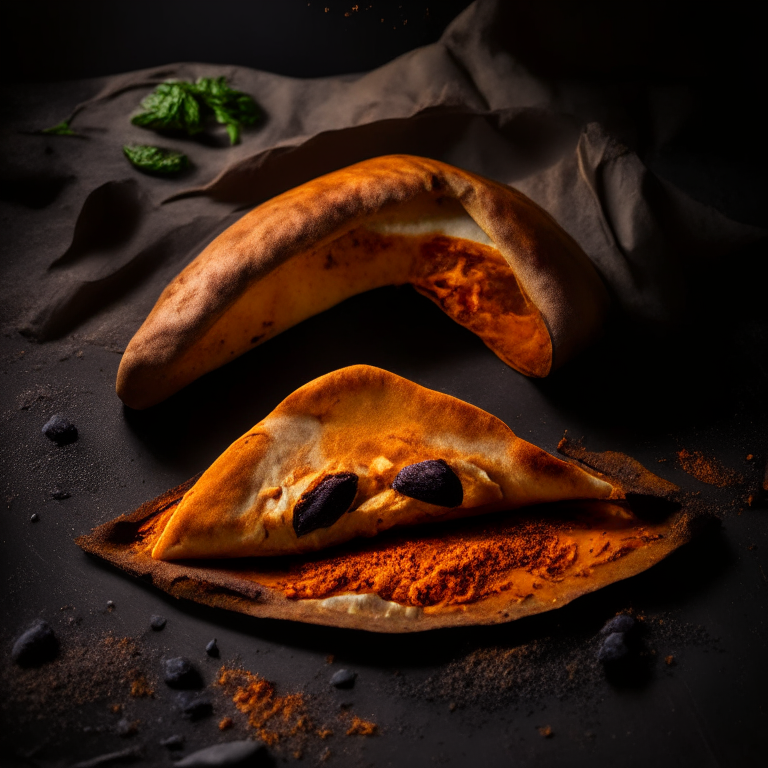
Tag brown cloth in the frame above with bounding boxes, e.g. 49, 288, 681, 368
0, 0, 763, 354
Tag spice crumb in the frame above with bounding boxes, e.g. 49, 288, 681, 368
538, 725, 554, 738
346, 716, 378, 736
219, 717, 233, 731
746, 454, 754, 461
665, 655, 676, 666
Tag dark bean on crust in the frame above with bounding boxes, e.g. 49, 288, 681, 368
391, 459, 463, 507
293, 473, 358, 537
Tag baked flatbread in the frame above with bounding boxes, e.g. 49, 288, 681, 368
116, 155, 610, 409
151, 365, 617, 560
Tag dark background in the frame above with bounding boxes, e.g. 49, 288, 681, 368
1, 2, 767, 767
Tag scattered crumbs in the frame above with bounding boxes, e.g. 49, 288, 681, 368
326, 654, 335, 664
217, 666, 312, 746
128, 671, 154, 698
677, 449, 744, 487
317, 728, 333, 739
345, 715, 378, 736
746, 454, 754, 461
538, 725, 554, 738
109, 703, 123, 715
665, 655, 676, 666
219, 716, 234, 731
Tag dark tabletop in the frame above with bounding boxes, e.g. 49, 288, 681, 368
1, 3, 767, 767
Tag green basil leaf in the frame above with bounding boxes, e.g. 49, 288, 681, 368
41, 120, 79, 136
131, 82, 202, 134
123, 145, 190, 174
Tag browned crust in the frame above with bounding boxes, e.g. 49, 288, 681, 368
77, 453, 695, 634
116, 155, 609, 409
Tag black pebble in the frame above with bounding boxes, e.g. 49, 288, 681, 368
12, 620, 59, 666
206, 638, 219, 657
391, 459, 463, 507
597, 632, 630, 664
177, 692, 213, 720
150, 614, 167, 631
600, 614, 636, 636
163, 657, 203, 689
293, 473, 358, 537
52, 489, 71, 500
330, 668, 357, 689
161, 734, 185, 750
30, 513, 39, 523
41, 414, 78, 445
106, 600, 115, 610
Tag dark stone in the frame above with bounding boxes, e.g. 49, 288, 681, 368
177, 692, 213, 720
330, 668, 357, 689
597, 632, 630, 664
600, 614, 636, 636
293, 473, 358, 537
30, 513, 39, 523
106, 600, 115, 610
163, 656, 203, 689
150, 614, 167, 631
175, 740, 268, 767
52, 489, 71, 500
11, 620, 59, 666
160, 734, 185, 750
206, 638, 220, 657
391, 459, 463, 507
41, 414, 78, 445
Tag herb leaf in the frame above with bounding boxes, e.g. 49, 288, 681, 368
123, 145, 190, 174
131, 82, 203, 134
41, 120, 78, 136
131, 77, 262, 145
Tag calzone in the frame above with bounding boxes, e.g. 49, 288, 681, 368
117, 155, 610, 409
151, 365, 617, 560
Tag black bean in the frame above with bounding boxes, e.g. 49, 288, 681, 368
174, 741, 268, 767
293, 473, 358, 537
150, 615, 167, 631
206, 638, 219, 657
600, 614, 636, 636
163, 657, 202, 689
597, 632, 629, 664
11, 620, 59, 666
41, 414, 78, 445
177, 692, 213, 720
391, 459, 463, 507
330, 669, 357, 689
30, 513, 39, 523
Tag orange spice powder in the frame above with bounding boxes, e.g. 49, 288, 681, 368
346, 716, 378, 736
276, 516, 577, 607
217, 667, 311, 746
677, 449, 743, 488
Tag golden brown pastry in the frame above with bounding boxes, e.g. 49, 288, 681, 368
150, 365, 617, 560
116, 155, 610, 409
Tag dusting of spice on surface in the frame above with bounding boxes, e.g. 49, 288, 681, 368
273, 506, 664, 608
217, 667, 311, 746
676, 449, 743, 488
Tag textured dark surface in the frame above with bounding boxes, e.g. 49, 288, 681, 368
1, 2, 767, 767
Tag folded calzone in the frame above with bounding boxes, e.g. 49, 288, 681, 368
117, 155, 610, 409
151, 365, 617, 560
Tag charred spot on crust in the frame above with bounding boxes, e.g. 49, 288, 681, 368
391, 459, 463, 507
293, 473, 359, 537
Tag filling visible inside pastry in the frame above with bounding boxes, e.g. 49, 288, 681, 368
150, 365, 615, 561
174, 196, 552, 388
